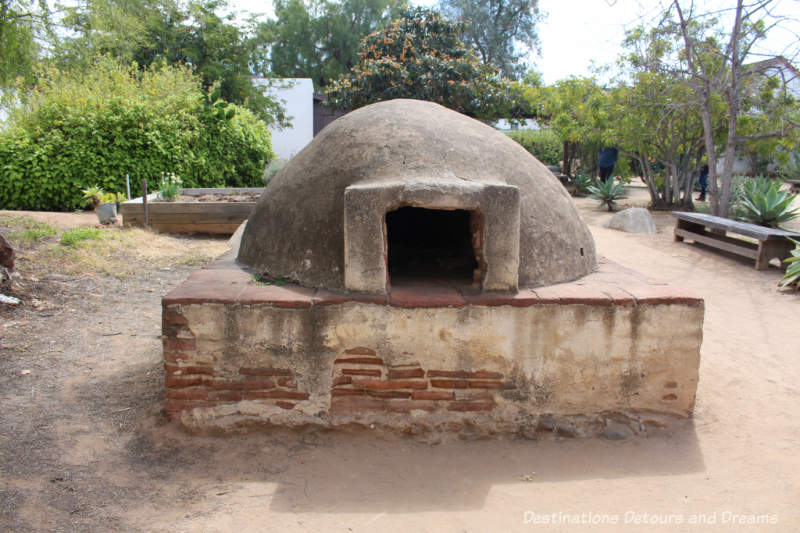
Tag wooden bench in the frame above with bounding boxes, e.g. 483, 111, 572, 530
672, 211, 800, 270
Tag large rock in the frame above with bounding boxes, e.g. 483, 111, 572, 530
238, 99, 597, 292
604, 207, 657, 234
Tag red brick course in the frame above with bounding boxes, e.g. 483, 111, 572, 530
387, 368, 425, 379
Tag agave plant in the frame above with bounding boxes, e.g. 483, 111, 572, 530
570, 174, 593, 197
587, 178, 627, 212
740, 184, 799, 228
780, 238, 800, 289
742, 175, 774, 197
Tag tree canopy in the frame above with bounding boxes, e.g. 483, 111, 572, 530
263, 0, 407, 89
0, 0, 48, 85
53, 0, 284, 124
325, 8, 519, 120
438, 0, 541, 78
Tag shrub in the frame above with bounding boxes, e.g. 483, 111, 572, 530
506, 129, 562, 166
740, 182, 798, 228
781, 238, 800, 289
587, 178, 627, 211
0, 58, 274, 211
571, 173, 593, 196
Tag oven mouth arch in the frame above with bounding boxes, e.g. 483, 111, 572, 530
344, 180, 520, 294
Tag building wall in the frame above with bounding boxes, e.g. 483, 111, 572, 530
252, 78, 314, 160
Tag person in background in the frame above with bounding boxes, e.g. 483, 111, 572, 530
697, 164, 709, 202
598, 147, 619, 183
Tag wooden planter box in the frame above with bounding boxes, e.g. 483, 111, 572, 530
120, 188, 263, 234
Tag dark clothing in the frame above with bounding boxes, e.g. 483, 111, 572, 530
599, 165, 615, 182
598, 147, 619, 168
698, 165, 709, 196
598, 147, 619, 182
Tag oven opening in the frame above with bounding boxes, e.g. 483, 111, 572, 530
386, 207, 481, 286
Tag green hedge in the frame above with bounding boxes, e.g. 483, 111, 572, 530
506, 128, 562, 166
0, 59, 274, 211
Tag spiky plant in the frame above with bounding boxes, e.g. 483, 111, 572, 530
81, 185, 104, 209
780, 238, 800, 290
587, 178, 627, 212
740, 184, 799, 228
571, 174, 593, 197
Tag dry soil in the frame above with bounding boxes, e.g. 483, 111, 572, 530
1, 185, 799, 532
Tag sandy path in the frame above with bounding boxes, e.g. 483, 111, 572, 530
2, 186, 799, 532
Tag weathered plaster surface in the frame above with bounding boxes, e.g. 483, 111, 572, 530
238, 99, 596, 290
163, 255, 703, 437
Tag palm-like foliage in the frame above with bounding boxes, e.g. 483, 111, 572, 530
587, 178, 627, 211
780, 238, 800, 289
571, 174, 593, 196
740, 184, 799, 228
742, 175, 774, 197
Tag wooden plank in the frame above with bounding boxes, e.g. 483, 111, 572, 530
178, 187, 263, 195
672, 211, 800, 240
675, 228, 759, 259
124, 221, 242, 234
121, 202, 255, 215
151, 223, 241, 235
123, 212, 250, 224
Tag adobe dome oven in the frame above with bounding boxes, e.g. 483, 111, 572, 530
238, 99, 596, 293
162, 100, 703, 437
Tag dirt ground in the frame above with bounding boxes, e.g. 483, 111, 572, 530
1, 185, 799, 532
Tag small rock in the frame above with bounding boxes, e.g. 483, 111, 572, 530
604, 207, 657, 234
536, 414, 556, 432
603, 426, 632, 440
0, 294, 20, 305
555, 423, 579, 438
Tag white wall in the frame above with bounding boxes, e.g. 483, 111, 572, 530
493, 119, 541, 131
252, 77, 314, 160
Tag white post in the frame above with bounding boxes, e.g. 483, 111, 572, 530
125, 174, 131, 200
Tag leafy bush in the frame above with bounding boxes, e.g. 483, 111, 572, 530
0, 58, 274, 211
587, 178, 627, 211
781, 238, 800, 289
740, 182, 798, 228
506, 129, 562, 166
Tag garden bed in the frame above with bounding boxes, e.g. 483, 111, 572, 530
120, 187, 263, 234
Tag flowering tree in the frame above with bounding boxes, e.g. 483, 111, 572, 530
325, 8, 518, 120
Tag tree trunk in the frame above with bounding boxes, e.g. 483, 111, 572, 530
717, 0, 745, 220
0, 232, 15, 271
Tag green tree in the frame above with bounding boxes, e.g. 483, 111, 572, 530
668, 0, 799, 217
607, 24, 724, 209
527, 76, 607, 177
263, 0, 407, 89
54, 0, 284, 124
0, 0, 48, 86
325, 7, 518, 120
438, 0, 541, 78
